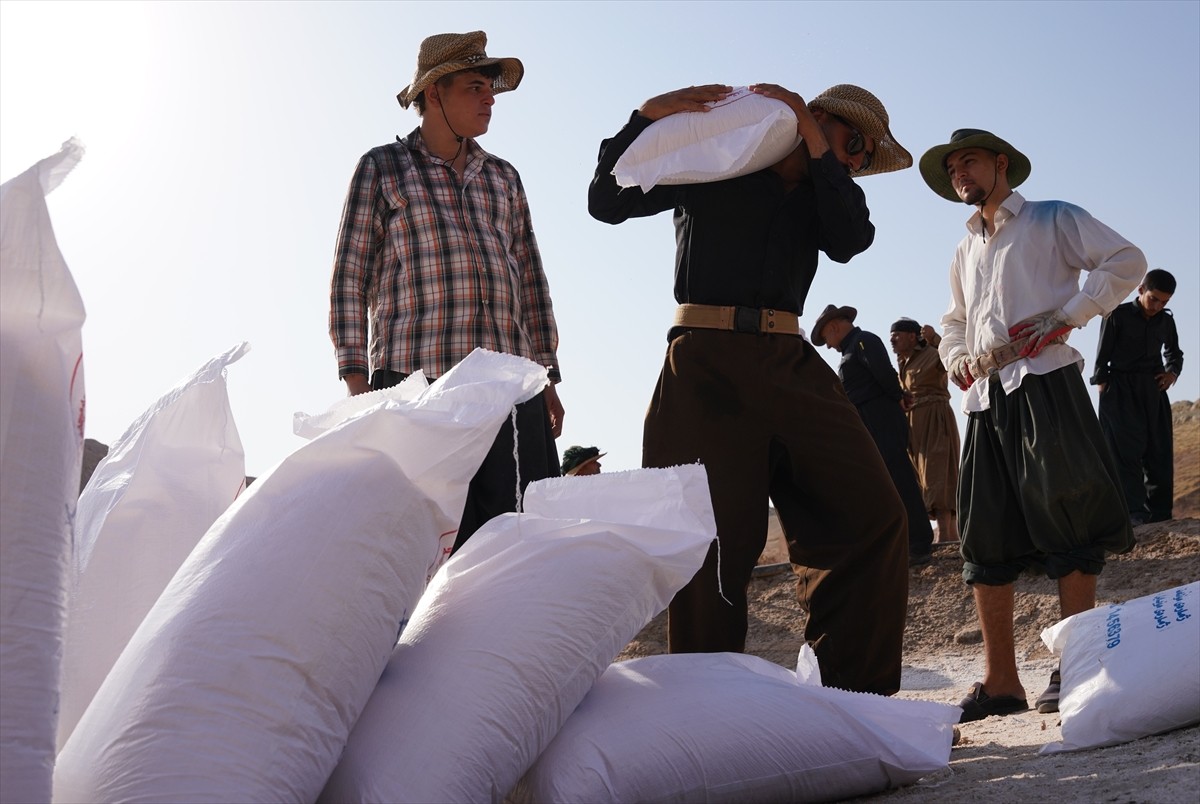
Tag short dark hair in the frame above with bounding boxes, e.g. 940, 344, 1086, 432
1143, 269, 1177, 295
414, 64, 504, 116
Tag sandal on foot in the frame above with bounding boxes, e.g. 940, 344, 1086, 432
958, 681, 1028, 723
1036, 669, 1061, 714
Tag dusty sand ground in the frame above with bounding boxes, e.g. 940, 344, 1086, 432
616, 519, 1200, 802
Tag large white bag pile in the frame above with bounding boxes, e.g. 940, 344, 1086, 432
58, 341, 250, 750
0, 138, 86, 804
511, 650, 958, 803
53, 349, 548, 803
1040, 580, 1200, 754
612, 86, 801, 192
318, 465, 717, 804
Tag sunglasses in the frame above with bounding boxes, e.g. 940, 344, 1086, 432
832, 115, 874, 174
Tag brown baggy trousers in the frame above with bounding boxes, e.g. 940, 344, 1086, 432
643, 329, 909, 694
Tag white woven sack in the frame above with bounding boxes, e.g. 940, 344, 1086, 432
0, 138, 86, 804
293, 370, 428, 439
53, 350, 547, 804
1040, 581, 1200, 754
512, 651, 958, 804
612, 86, 801, 192
318, 465, 717, 804
58, 342, 249, 751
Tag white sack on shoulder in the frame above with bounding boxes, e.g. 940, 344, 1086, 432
58, 341, 249, 751
318, 465, 717, 804
613, 87, 801, 192
511, 652, 957, 804
0, 138, 86, 804
1040, 581, 1200, 754
53, 350, 547, 804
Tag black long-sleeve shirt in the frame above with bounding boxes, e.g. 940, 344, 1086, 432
837, 326, 904, 407
1091, 301, 1184, 384
588, 112, 874, 315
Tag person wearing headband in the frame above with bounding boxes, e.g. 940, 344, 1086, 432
329, 31, 563, 552
888, 318, 960, 546
920, 129, 1144, 723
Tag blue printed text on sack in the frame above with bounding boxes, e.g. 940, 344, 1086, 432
1105, 607, 1122, 649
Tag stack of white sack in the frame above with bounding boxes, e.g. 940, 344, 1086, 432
53, 349, 548, 803
512, 648, 960, 803
0, 138, 86, 804
318, 465, 718, 804
1041, 580, 1200, 754
612, 86, 802, 192
58, 342, 250, 751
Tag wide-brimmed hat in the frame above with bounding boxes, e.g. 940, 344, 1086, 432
811, 304, 858, 346
809, 85, 912, 177
919, 129, 1032, 202
396, 31, 524, 109
562, 445, 606, 476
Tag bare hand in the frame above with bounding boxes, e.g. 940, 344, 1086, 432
344, 373, 372, 396
1155, 371, 1177, 391
749, 84, 827, 156
544, 382, 564, 439
639, 85, 733, 122
900, 391, 915, 412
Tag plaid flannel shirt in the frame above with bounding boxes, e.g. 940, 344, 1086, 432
330, 129, 560, 381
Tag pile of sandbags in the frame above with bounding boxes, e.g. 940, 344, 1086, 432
54, 349, 549, 803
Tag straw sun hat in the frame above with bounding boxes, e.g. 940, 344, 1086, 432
919, 129, 1032, 202
808, 84, 912, 177
396, 31, 524, 109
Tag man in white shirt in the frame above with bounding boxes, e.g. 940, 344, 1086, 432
920, 129, 1144, 723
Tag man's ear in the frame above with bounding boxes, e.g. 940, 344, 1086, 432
995, 152, 1009, 175
810, 106, 826, 121
426, 85, 440, 108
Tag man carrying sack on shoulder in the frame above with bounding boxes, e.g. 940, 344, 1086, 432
589, 82, 913, 695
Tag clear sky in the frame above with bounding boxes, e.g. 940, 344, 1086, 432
2, 0, 1197, 476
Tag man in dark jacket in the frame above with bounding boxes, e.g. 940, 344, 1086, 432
814, 304, 935, 565
1092, 269, 1184, 525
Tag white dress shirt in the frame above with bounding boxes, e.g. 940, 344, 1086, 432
938, 191, 1145, 413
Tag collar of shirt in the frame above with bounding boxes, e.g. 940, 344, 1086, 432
404, 127, 488, 179
964, 191, 1025, 237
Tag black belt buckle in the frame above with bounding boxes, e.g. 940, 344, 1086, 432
734, 306, 760, 334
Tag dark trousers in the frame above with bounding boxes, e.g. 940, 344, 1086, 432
856, 396, 935, 558
372, 369, 559, 551
642, 330, 908, 695
959, 368, 1134, 585
1098, 375, 1174, 521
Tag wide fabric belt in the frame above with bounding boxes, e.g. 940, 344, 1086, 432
972, 334, 1036, 377
673, 304, 801, 336
909, 394, 950, 408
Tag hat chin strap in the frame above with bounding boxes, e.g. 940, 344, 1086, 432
436, 91, 466, 165
972, 162, 1000, 243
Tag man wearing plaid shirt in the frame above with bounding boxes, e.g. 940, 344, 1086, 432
330, 31, 563, 551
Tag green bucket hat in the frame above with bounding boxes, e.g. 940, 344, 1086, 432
561, 445, 605, 476
919, 129, 1032, 202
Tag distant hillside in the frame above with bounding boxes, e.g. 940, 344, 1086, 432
1173, 399, 1199, 518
